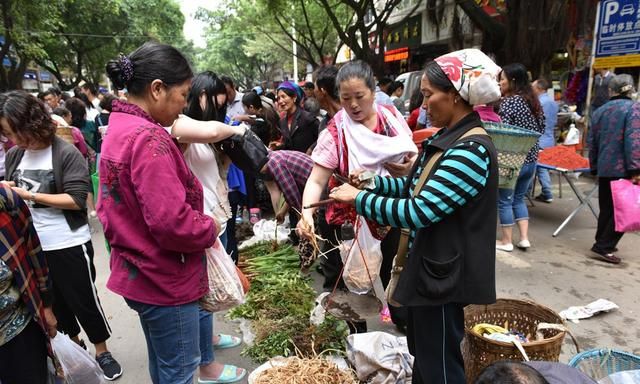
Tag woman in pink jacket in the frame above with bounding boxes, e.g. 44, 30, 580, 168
97, 42, 217, 384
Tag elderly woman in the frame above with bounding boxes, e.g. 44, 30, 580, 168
298, 60, 418, 329
275, 81, 319, 153
588, 74, 640, 264
328, 49, 500, 383
99, 42, 234, 384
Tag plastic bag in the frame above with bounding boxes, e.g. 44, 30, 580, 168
341, 216, 383, 294
51, 333, 105, 384
239, 219, 290, 249
563, 123, 580, 145
200, 240, 245, 312
310, 292, 330, 326
346, 332, 413, 384
611, 179, 640, 232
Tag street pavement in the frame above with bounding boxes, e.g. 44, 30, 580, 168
86, 175, 639, 383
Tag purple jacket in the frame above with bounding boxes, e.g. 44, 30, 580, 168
97, 101, 216, 306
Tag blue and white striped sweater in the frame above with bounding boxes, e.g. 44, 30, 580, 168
355, 140, 490, 247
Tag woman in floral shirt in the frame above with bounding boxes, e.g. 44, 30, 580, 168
496, 63, 545, 252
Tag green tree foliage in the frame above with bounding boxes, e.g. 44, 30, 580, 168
41, 0, 188, 89
258, 0, 352, 69
1, 0, 188, 91
0, 0, 62, 91
196, 3, 292, 88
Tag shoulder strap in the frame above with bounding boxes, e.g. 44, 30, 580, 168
396, 126, 487, 265
410, 126, 486, 196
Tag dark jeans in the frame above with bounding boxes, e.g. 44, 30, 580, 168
126, 299, 200, 384
593, 177, 625, 254
0, 320, 48, 384
408, 303, 466, 384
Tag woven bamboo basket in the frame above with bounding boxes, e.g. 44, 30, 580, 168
483, 122, 541, 189
462, 298, 578, 383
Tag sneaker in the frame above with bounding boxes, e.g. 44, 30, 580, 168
534, 194, 553, 203
96, 352, 123, 381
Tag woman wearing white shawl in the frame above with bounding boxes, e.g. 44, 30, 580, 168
298, 60, 418, 330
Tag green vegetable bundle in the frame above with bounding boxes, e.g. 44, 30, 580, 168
228, 252, 348, 363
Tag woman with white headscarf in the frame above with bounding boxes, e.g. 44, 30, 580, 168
329, 49, 501, 383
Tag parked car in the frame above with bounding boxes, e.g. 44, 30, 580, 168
395, 71, 422, 115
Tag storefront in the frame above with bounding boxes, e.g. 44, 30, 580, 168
383, 15, 422, 75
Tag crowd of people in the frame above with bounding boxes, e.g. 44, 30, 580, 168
0, 38, 638, 384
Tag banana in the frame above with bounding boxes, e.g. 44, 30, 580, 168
472, 323, 509, 336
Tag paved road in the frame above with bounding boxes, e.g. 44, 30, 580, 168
86, 176, 639, 383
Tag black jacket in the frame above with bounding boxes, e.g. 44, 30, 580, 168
6, 136, 89, 230
394, 113, 498, 307
278, 107, 319, 153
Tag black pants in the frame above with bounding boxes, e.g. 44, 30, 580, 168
225, 190, 246, 263
408, 303, 466, 384
0, 320, 48, 384
318, 220, 407, 327
243, 172, 257, 209
46, 241, 111, 344
593, 177, 625, 254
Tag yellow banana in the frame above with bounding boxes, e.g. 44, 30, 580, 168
472, 323, 509, 336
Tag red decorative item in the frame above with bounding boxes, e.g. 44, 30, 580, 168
435, 56, 464, 83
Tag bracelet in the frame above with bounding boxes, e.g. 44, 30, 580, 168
29, 191, 36, 202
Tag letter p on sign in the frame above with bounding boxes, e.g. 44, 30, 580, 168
604, 1, 620, 24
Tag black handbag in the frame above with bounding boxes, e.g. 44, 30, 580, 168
217, 128, 269, 175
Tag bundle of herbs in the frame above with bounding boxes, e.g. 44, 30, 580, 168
228, 269, 349, 363
237, 242, 299, 280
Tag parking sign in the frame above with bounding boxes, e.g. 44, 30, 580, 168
594, 0, 640, 68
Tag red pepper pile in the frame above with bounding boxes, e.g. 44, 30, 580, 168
538, 145, 590, 170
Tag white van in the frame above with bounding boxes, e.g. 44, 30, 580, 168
395, 71, 422, 115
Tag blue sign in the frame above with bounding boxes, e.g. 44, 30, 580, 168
596, 0, 640, 57
39, 71, 52, 81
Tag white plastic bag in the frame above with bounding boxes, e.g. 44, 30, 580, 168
51, 333, 105, 384
564, 123, 580, 145
346, 332, 413, 384
310, 292, 330, 326
341, 216, 383, 294
239, 219, 290, 249
200, 239, 245, 312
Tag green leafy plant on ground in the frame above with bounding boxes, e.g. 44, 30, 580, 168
229, 246, 348, 363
